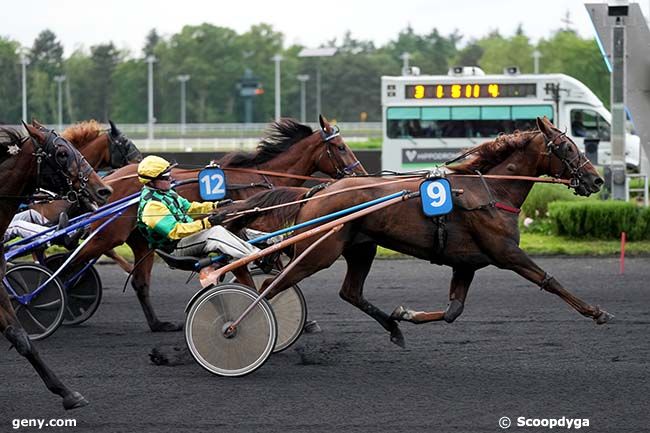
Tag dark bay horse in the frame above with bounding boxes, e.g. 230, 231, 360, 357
224, 117, 611, 348
29, 119, 142, 271
72, 115, 367, 332
1, 123, 112, 409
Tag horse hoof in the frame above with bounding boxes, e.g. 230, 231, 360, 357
390, 328, 406, 349
595, 310, 614, 325
151, 321, 183, 332
62, 392, 89, 410
303, 320, 322, 334
390, 306, 407, 321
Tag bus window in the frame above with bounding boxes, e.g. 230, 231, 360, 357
571, 109, 610, 141
386, 105, 553, 139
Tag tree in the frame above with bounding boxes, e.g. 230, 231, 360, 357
88, 43, 121, 120
28, 30, 64, 122
143, 29, 160, 58
537, 30, 610, 105
475, 30, 534, 74
0, 37, 21, 123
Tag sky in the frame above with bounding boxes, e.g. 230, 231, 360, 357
2, 0, 649, 56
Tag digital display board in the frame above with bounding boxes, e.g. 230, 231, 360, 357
405, 83, 537, 99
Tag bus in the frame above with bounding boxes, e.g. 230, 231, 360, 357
381, 66, 641, 172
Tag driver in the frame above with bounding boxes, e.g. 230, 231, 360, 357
136, 156, 258, 260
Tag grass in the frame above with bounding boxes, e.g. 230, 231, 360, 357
375, 233, 650, 258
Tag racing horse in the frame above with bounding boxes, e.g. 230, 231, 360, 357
0, 123, 112, 409
223, 117, 611, 347
29, 119, 142, 271
72, 115, 366, 332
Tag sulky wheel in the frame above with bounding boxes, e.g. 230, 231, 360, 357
185, 283, 277, 377
230, 269, 306, 353
5, 263, 66, 340
43, 253, 102, 326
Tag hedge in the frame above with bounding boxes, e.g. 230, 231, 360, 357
521, 183, 581, 217
548, 201, 650, 240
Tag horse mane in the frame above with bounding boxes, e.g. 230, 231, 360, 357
61, 120, 103, 145
450, 129, 539, 174
219, 118, 313, 167
0, 126, 24, 160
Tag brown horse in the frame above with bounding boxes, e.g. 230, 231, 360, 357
28, 119, 142, 271
1, 123, 112, 409
72, 115, 367, 332
223, 117, 611, 348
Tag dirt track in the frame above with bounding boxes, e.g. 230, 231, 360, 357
2, 257, 649, 432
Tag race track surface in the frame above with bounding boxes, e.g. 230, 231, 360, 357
2, 257, 649, 432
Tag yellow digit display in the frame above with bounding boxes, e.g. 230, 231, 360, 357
405, 83, 532, 99
488, 84, 500, 97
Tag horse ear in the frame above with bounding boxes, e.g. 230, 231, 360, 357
319, 114, 329, 132
22, 121, 45, 143
109, 119, 119, 135
536, 116, 553, 139
31, 118, 45, 129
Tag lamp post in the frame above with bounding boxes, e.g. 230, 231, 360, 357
176, 74, 190, 136
298, 47, 336, 121
272, 54, 282, 120
54, 75, 66, 131
19, 52, 30, 121
532, 50, 542, 74
296, 74, 310, 123
146, 55, 156, 141
400, 52, 411, 76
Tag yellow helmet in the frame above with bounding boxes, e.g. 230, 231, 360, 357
137, 155, 175, 184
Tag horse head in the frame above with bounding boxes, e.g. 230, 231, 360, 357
107, 120, 143, 167
23, 122, 113, 209
536, 116, 603, 196
313, 114, 366, 178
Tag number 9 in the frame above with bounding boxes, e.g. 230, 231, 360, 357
427, 181, 447, 207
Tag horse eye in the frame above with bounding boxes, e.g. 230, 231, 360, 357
338, 145, 346, 153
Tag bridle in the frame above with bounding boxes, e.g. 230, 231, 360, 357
29, 128, 96, 204
106, 130, 142, 168
544, 130, 590, 189
316, 125, 362, 178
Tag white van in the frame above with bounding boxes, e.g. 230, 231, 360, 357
381, 67, 641, 171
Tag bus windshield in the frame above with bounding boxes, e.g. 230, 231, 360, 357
386, 105, 553, 139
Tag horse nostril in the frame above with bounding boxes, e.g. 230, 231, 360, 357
594, 177, 604, 186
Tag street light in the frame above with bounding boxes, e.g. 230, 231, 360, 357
54, 75, 66, 131
146, 55, 157, 141
532, 50, 542, 74
19, 51, 30, 121
400, 52, 411, 76
298, 47, 336, 121
272, 54, 282, 120
176, 74, 190, 136
296, 74, 310, 123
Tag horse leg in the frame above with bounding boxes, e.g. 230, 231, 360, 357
494, 243, 613, 324
104, 248, 133, 274
0, 252, 87, 410
128, 234, 182, 332
338, 241, 408, 348
390, 268, 475, 324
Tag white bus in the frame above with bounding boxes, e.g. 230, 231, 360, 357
381, 67, 641, 172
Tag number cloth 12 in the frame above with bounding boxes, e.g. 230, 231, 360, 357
198, 168, 227, 200
419, 178, 453, 217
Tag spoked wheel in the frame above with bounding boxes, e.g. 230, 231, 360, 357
230, 268, 307, 353
5, 263, 66, 340
185, 283, 277, 377
43, 253, 102, 326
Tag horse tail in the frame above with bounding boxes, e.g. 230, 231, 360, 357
222, 187, 309, 232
